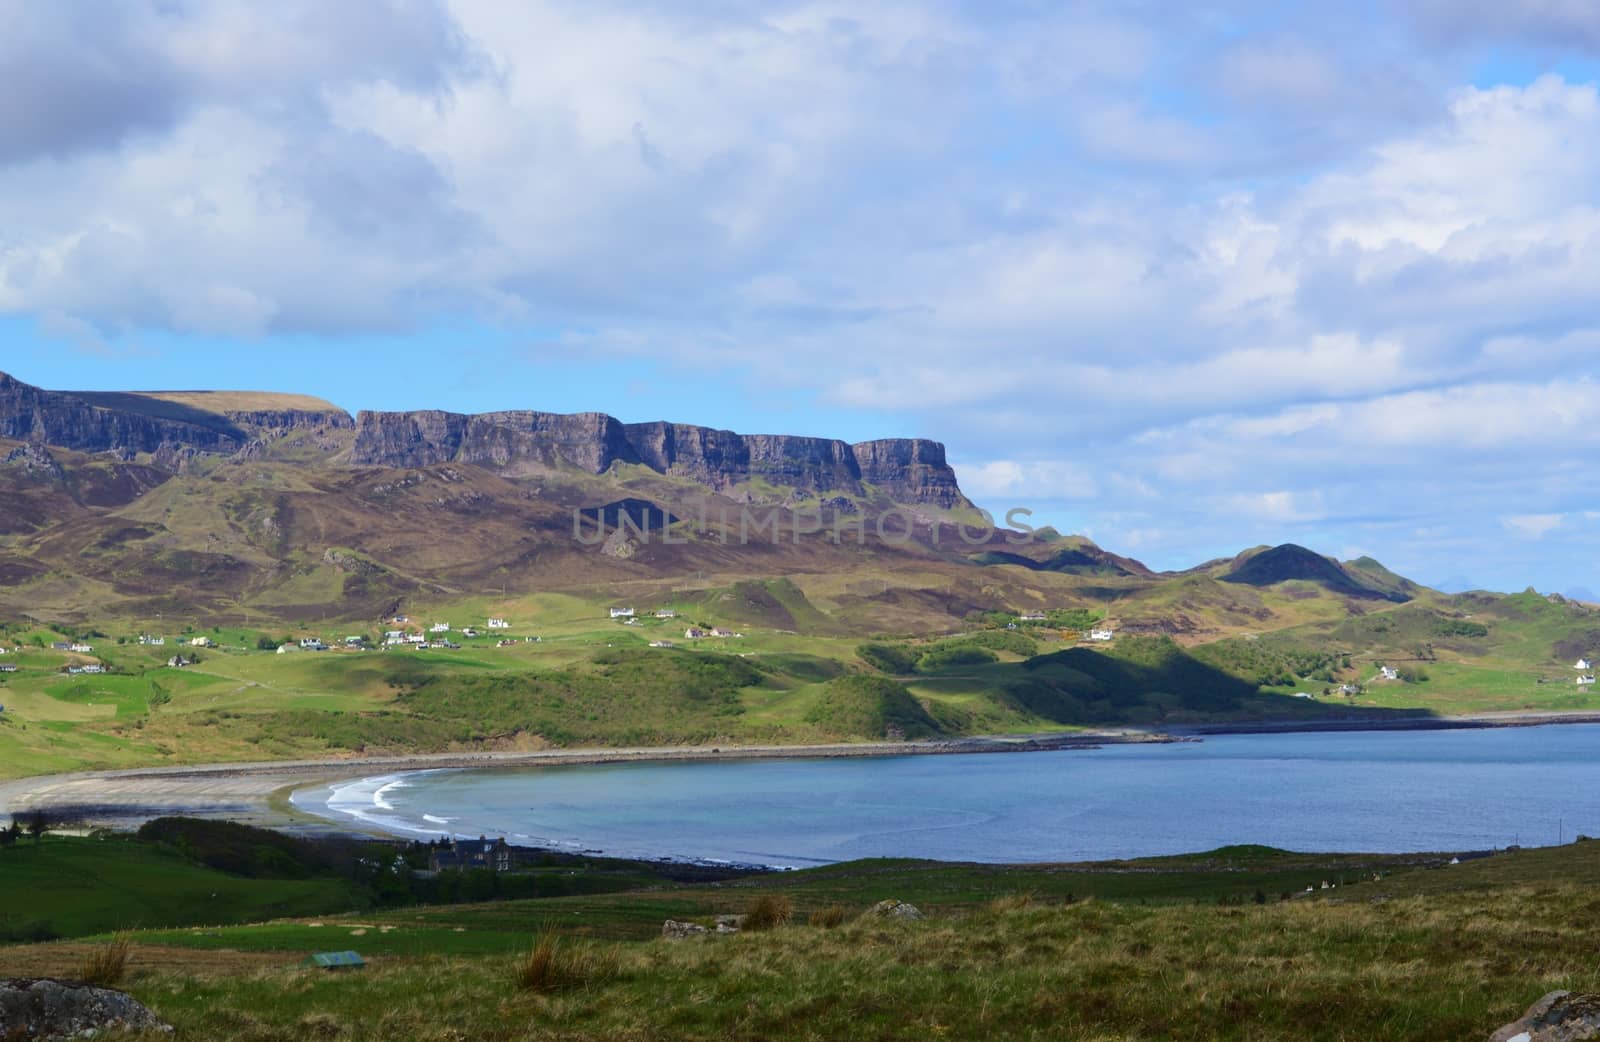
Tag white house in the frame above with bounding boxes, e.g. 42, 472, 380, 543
190, 637, 214, 648
299, 638, 328, 651
1579, 675, 1596, 687
276, 643, 300, 655
1019, 612, 1047, 622
1378, 666, 1400, 681
488, 618, 511, 630
431, 623, 451, 633
81, 664, 105, 674
609, 608, 635, 619
1088, 628, 1115, 642
654, 609, 678, 619
684, 627, 707, 639
1292, 692, 1314, 699
461, 627, 479, 638
70, 643, 93, 654
649, 640, 675, 648
0, 664, 16, 673
1577, 658, 1592, 671
711, 627, 742, 638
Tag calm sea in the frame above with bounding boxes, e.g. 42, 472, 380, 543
292, 725, 1600, 867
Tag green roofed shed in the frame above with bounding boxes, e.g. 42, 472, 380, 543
306, 951, 365, 970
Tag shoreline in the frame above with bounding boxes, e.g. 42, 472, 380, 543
6, 710, 1600, 834
0, 729, 1158, 833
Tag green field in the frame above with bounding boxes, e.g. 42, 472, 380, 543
4, 587, 1600, 781
6, 829, 1600, 1041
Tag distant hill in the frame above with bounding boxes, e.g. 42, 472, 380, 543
1220, 544, 1412, 603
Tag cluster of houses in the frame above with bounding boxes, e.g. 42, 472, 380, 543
683, 626, 742, 640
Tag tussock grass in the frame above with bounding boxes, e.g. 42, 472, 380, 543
511, 933, 616, 992
123, 882, 1600, 1041
75, 933, 131, 986
742, 893, 795, 931
987, 891, 1035, 913
808, 904, 848, 928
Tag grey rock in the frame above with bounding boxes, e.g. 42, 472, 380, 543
0, 978, 172, 1039
349, 407, 968, 507
1490, 991, 1600, 1042
865, 899, 924, 921
661, 919, 709, 939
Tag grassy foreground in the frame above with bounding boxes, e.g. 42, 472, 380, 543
6, 835, 1600, 1040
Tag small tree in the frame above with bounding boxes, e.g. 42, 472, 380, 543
0, 821, 17, 850
25, 810, 48, 845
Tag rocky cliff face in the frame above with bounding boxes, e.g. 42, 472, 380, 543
0, 373, 356, 460
0, 372, 244, 457
0, 370, 970, 508
352, 410, 970, 508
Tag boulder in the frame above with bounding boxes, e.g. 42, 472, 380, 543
865, 899, 924, 921
0, 978, 171, 1039
714, 915, 746, 935
1490, 992, 1600, 1042
661, 920, 709, 940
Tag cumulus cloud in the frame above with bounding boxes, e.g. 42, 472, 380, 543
1, 0, 1597, 591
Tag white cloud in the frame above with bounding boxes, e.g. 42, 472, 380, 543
1505, 513, 1567, 539
1, 2, 1598, 591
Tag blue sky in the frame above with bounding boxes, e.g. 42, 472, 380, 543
3, 0, 1600, 595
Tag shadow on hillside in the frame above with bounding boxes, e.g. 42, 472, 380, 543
983, 641, 1444, 731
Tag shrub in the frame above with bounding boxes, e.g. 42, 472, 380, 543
512, 933, 616, 992
809, 905, 848, 929
77, 934, 131, 986
915, 646, 998, 672
743, 894, 795, 931
857, 643, 919, 674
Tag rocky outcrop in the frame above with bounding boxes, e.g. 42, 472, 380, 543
865, 899, 924, 920
0, 369, 971, 508
0, 372, 244, 457
1488, 991, 1600, 1041
661, 919, 709, 939
853, 438, 965, 508
0, 372, 354, 462
0, 978, 172, 1038
350, 410, 636, 474
351, 409, 970, 508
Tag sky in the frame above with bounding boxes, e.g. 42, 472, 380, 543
2, 1, 1599, 595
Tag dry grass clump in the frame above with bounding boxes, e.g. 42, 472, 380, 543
512, 933, 617, 993
75, 933, 131, 986
988, 891, 1035, 913
808, 905, 848, 929
742, 894, 796, 932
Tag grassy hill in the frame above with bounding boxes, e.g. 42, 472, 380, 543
5, 830, 1600, 1040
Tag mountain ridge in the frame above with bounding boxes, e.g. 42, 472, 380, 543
0, 371, 968, 509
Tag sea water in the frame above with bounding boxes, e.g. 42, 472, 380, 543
292, 725, 1600, 867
